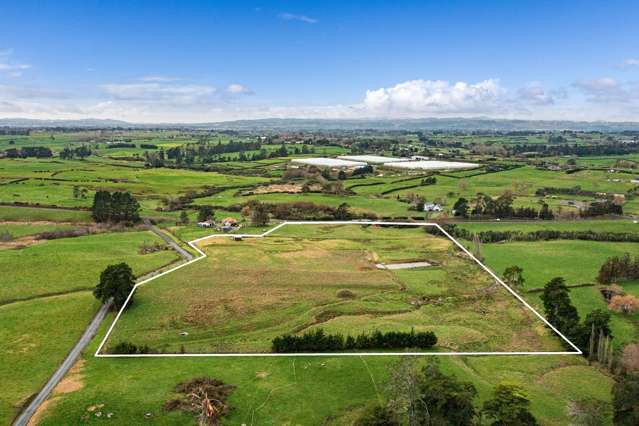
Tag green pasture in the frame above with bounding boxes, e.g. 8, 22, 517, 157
0, 230, 180, 303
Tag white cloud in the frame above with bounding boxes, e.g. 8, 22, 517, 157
517, 83, 558, 105
623, 58, 639, 67
138, 75, 181, 82
225, 83, 253, 95
0, 49, 30, 78
278, 13, 318, 24
101, 82, 215, 102
362, 79, 506, 116
573, 77, 637, 103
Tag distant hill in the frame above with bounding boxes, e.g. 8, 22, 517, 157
2, 117, 639, 132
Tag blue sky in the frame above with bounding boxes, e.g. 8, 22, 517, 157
1, 0, 638, 122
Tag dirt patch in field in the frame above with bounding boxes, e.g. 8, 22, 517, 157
27, 359, 86, 425
0, 236, 45, 249
0, 220, 76, 226
54, 359, 85, 394
245, 183, 308, 194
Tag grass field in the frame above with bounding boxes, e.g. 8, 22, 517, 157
105, 225, 562, 354
0, 230, 181, 303
0, 292, 100, 424
34, 332, 610, 426
479, 240, 639, 348
1, 130, 638, 425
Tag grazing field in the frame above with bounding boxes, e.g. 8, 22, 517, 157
479, 240, 639, 347
0, 230, 181, 303
34, 337, 611, 426
0, 292, 100, 424
105, 225, 563, 354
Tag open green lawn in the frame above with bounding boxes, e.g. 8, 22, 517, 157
479, 240, 639, 347
0, 230, 181, 303
0, 205, 92, 223
106, 225, 561, 354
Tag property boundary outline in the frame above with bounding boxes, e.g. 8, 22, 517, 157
94, 221, 583, 357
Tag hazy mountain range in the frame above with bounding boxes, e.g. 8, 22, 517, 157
2, 117, 639, 132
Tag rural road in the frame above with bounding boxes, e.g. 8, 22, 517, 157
143, 218, 193, 261
13, 221, 190, 425
12, 299, 113, 426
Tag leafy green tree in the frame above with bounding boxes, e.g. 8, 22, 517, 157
453, 197, 469, 217
93, 263, 135, 310
354, 405, 399, 426
566, 398, 611, 426
417, 361, 477, 425
482, 384, 537, 425
179, 210, 189, 225
197, 205, 214, 222
334, 203, 352, 220
91, 190, 112, 222
91, 190, 140, 223
538, 203, 554, 220
503, 266, 525, 292
541, 277, 581, 342
250, 202, 270, 226
613, 374, 639, 425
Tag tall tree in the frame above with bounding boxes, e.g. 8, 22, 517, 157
540, 277, 581, 342
612, 374, 639, 426
93, 263, 135, 310
250, 202, 270, 226
91, 190, 112, 222
503, 266, 525, 292
416, 361, 477, 425
453, 197, 469, 217
482, 384, 537, 426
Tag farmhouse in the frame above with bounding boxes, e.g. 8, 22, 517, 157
218, 217, 239, 232
197, 220, 215, 228
423, 203, 443, 212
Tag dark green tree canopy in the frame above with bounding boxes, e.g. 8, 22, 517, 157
91, 190, 140, 224
93, 262, 136, 310
482, 384, 538, 426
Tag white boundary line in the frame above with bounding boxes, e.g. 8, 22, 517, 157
95, 221, 582, 358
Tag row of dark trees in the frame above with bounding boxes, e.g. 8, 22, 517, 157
581, 200, 623, 217
91, 190, 141, 223
535, 185, 597, 197
429, 224, 639, 244
59, 145, 92, 159
2, 146, 53, 158
452, 194, 554, 220
508, 142, 639, 157
597, 253, 639, 285
541, 277, 611, 356
272, 328, 437, 353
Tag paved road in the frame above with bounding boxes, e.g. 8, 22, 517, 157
143, 218, 193, 261
13, 220, 190, 425
13, 299, 112, 426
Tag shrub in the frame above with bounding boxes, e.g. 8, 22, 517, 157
336, 289, 356, 299
609, 295, 639, 314
110, 341, 156, 354
0, 230, 14, 242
